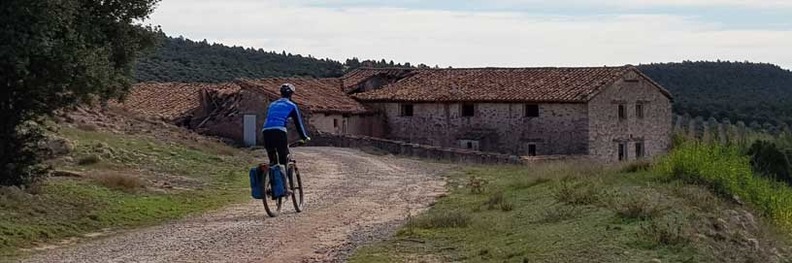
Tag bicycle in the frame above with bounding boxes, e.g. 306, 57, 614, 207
259, 141, 305, 217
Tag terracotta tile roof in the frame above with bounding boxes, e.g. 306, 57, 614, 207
235, 78, 370, 114
350, 66, 671, 103
117, 82, 241, 119
341, 68, 417, 93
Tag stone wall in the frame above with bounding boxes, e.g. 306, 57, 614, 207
312, 133, 525, 164
309, 113, 386, 138
368, 102, 589, 156
587, 72, 673, 162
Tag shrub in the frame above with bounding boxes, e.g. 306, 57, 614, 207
654, 142, 792, 231
747, 140, 792, 186
467, 176, 488, 194
614, 194, 664, 221
639, 213, 691, 247
552, 180, 603, 206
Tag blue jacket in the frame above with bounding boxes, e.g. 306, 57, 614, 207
262, 98, 309, 139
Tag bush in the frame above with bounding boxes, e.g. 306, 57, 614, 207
639, 213, 691, 247
0, 122, 47, 186
614, 194, 664, 221
654, 142, 792, 231
552, 180, 603, 206
747, 140, 792, 186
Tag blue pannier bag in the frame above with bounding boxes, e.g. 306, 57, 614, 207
269, 165, 287, 199
249, 167, 263, 199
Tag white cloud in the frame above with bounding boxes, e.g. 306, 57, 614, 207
484, 0, 792, 9
148, 0, 792, 69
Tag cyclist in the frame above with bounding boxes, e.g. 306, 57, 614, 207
262, 83, 310, 167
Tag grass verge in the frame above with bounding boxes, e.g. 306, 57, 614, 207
0, 127, 255, 258
349, 162, 790, 263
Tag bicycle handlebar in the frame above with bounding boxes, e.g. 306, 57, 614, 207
288, 140, 307, 148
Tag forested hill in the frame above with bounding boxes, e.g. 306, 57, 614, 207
638, 61, 792, 129
134, 36, 419, 83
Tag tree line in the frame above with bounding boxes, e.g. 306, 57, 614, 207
134, 36, 425, 83
639, 61, 792, 131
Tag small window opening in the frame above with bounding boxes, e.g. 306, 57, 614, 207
635, 142, 644, 159
525, 104, 539, 117
528, 144, 537, 156
618, 143, 627, 161
400, 104, 414, 117
333, 119, 338, 128
461, 104, 475, 117
459, 140, 480, 151
636, 104, 644, 119
618, 104, 626, 120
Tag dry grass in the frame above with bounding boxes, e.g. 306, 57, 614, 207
91, 172, 145, 191
536, 205, 580, 223
552, 180, 605, 206
621, 159, 653, 173
483, 191, 514, 212
639, 213, 692, 247
407, 211, 471, 229
613, 194, 665, 221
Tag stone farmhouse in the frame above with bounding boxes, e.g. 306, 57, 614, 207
121, 66, 672, 162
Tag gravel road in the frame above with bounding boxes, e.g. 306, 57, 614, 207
18, 147, 450, 263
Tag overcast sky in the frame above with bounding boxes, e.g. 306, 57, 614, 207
147, 0, 792, 69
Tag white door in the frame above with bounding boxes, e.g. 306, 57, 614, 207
243, 115, 257, 146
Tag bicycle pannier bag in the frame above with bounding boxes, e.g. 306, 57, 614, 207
269, 165, 288, 199
249, 167, 263, 199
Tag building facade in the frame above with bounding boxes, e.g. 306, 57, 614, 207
349, 67, 673, 162
122, 66, 672, 162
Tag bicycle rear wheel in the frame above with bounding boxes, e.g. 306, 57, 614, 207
289, 164, 305, 212
261, 169, 283, 217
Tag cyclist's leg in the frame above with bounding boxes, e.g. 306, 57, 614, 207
262, 130, 279, 165
273, 131, 290, 166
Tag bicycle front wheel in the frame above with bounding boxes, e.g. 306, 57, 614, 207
289, 164, 305, 212
261, 169, 283, 217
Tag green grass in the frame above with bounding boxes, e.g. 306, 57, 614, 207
654, 142, 792, 232
0, 127, 255, 258
350, 162, 790, 263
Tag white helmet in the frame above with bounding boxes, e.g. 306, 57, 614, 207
280, 83, 295, 97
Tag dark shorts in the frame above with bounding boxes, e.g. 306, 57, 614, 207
262, 129, 289, 165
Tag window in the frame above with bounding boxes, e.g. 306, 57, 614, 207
618, 104, 626, 120
333, 119, 339, 128
525, 104, 539, 117
400, 104, 414, 117
636, 104, 644, 119
618, 143, 627, 161
635, 142, 644, 159
459, 140, 480, 151
527, 144, 537, 156
461, 104, 476, 117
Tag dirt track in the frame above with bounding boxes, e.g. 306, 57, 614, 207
19, 147, 450, 263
